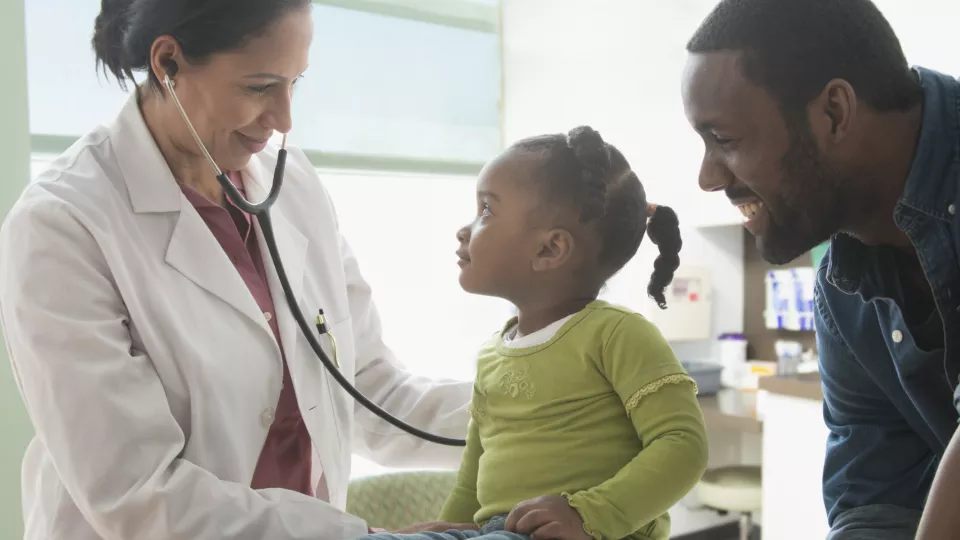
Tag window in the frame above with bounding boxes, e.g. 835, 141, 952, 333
292, 5, 501, 164
25, 0, 130, 138
26, 0, 502, 172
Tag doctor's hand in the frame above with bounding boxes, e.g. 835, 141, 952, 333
504, 495, 592, 540
392, 521, 479, 534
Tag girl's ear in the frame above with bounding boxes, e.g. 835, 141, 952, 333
532, 228, 575, 272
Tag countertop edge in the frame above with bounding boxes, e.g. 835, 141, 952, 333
758, 374, 823, 401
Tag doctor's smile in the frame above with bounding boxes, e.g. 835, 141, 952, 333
236, 132, 271, 154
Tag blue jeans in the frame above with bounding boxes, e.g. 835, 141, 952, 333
358, 515, 528, 540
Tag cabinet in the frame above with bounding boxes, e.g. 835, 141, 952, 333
760, 391, 830, 540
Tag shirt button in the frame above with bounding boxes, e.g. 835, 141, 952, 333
950, 204, 956, 215
261, 407, 275, 428
892, 329, 903, 343
263, 312, 273, 322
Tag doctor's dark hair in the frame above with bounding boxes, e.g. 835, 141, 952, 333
687, 0, 922, 123
92, 0, 311, 91
514, 126, 682, 309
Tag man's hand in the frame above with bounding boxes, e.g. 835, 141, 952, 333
504, 495, 593, 540
392, 521, 479, 534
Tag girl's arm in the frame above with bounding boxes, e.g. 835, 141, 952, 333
438, 404, 484, 524
564, 379, 708, 540
564, 313, 708, 540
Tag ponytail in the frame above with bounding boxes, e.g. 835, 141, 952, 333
646, 204, 682, 309
93, 0, 136, 90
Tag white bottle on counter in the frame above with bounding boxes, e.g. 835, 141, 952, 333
717, 333, 747, 388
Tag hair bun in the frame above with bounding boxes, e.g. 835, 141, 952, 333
93, 0, 136, 87
566, 126, 611, 173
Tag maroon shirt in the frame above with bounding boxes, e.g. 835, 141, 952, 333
180, 172, 324, 499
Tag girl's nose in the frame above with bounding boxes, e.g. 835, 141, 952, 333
456, 225, 470, 243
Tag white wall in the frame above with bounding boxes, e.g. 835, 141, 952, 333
320, 170, 516, 383
501, 0, 744, 362
26, 1, 501, 164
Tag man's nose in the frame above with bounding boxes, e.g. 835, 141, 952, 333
698, 153, 734, 193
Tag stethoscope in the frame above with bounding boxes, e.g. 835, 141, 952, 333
163, 74, 466, 447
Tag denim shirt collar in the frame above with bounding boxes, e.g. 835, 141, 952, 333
827, 66, 960, 294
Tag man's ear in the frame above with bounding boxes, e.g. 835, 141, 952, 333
811, 78, 857, 144
532, 228, 575, 272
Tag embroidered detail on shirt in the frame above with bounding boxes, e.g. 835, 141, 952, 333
468, 401, 488, 420
624, 374, 698, 412
498, 371, 536, 399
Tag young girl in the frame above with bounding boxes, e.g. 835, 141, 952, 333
365, 126, 708, 540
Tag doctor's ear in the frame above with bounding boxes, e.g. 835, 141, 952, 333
161, 59, 179, 79
149, 36, 185, 88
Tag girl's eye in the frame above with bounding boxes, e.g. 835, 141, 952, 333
481, 203, 492, 217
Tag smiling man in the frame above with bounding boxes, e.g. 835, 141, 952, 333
680, 0, 960, 538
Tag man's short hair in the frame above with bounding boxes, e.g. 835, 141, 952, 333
687, 0, 922, 119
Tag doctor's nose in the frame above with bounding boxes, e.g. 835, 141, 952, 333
263, 92, 294, 135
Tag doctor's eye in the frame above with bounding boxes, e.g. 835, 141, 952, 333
289, 75, 304, 95
247, 84, 272, 96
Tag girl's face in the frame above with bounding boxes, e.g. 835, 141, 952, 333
456, 149, 547, 300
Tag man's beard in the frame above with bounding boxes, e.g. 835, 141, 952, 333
758, 124, 846, 265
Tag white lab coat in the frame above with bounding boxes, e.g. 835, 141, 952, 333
0, 94, 471, 540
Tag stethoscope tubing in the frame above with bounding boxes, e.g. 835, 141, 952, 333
163, 73, 465, 446
247, 179, 467, 447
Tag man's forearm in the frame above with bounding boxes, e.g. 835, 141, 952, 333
915, 426, 960, 540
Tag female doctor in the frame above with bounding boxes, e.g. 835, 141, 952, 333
0, 1, 474, 539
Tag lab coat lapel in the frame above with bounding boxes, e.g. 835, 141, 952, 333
111, 92, 269, 332
244, 156, 308, 363
165, 208, 269, 331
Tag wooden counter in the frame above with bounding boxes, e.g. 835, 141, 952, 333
696, 374, 822, 434
758, 372, 823, 401
698, 389, 763, 434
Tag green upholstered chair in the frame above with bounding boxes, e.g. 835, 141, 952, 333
346, 470, 459, 531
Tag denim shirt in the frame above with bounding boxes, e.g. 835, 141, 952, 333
816, 67, 960, 539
